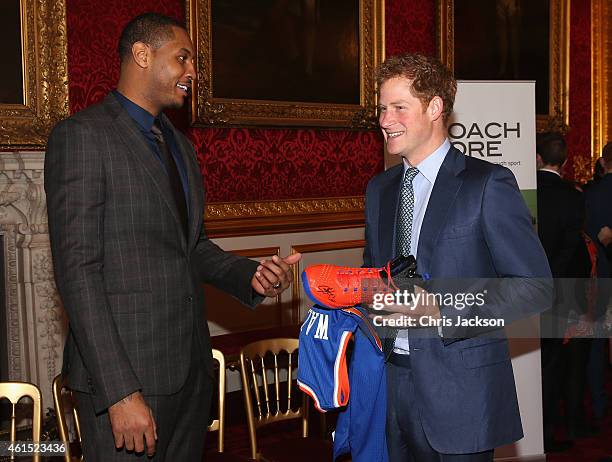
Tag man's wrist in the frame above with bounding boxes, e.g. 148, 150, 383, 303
110, 390, 141, 409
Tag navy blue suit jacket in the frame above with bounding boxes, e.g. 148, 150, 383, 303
585, 173, 612, 275
584, 173, 612, 317
363, 146, 552, 453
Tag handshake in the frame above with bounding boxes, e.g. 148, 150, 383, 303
302, 255, 426, 309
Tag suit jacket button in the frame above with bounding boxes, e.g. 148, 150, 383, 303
186, 296, 193, 303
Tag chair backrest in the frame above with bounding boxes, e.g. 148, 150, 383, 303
207, 348, 226, 453
52, 374, 82, 462
239, 338, 308, 460
0, 381, 43, 462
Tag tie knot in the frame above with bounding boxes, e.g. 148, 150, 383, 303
151, 120, 164, 141
403, 167, 419, 184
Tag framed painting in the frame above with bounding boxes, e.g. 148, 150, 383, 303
437, 0, 569, 131
187, 0, 384, 128
0, 0, 69, 149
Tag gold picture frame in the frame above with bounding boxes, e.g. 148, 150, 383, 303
0, 0, 69, 150
187, 0, 384, 128
437, 0, 569, 132
592, 0, 612, 159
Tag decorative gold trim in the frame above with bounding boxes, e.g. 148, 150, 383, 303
187, 0, 383, 128
607, 1, 612, 148
436, 0, 570, 132
378, 0, 385, 64
572, 154, 594, 185
592, 0, 611, 159
555, 0, 570, 129
204, 197, 365, 238
206, 196, 365, 218
592, 0, 603, 159
0, 0, 69, 149
290, 240, 366, 324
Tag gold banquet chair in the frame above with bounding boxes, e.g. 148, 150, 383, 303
239, 338, 332, 462
206, 349, 245, 461
52, 374, 82, 462
208, 349, 227, 452
0, 381, 43, 462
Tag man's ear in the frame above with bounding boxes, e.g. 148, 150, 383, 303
132, 41, 150, 69
428, 96, 444, 122
599, 157, 606, 169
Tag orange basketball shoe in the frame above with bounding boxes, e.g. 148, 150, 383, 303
302, 255, 418, 309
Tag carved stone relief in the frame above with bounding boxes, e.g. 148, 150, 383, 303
0, 151, 65, 409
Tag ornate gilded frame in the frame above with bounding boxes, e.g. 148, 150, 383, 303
204, 196, 365, 238
592, 0, 611, 160
0, 0, 69, 149
437, 0, 569, 132
186, 0, 384, 128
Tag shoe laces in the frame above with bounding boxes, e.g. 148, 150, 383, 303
335, 263, 398, 303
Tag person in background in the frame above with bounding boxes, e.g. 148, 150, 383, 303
584, 142, 612, 432
536, 132, 592, 449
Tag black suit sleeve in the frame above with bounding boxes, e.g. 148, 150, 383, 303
551, 192, 586, 277
173, 128, 264, 308
192, 226, 263, 308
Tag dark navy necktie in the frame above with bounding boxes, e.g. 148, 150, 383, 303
151, 120, 188, 237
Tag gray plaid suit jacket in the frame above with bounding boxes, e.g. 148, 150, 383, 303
45, 93, 260, 413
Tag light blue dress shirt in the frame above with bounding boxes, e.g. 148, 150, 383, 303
393, 138, 451, 354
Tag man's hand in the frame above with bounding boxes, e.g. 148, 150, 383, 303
598, 226, 612, 247
252, 253, 302, 297
108, 391, 157, 456
369, 285, 440, 326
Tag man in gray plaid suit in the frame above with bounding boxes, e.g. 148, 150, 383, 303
45, 12, 299, 461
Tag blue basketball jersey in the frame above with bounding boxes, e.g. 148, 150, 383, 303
298, 305, 389, 462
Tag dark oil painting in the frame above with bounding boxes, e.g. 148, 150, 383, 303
453, 0, 549, 115
211, 0, 360, 105
0, 0, 24, 105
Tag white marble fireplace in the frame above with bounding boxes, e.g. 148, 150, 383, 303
0, 150, 65, 410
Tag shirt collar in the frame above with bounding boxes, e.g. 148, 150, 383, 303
402, 138, 450, 184
113, 90, 156, 132
538, 167, 562, 177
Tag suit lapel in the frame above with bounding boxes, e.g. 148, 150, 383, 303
378, 165, 403, 264
417, 147, 465, 272
104, 95, 188, 251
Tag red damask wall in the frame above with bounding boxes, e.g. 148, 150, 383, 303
65, 0, 591, 202
385, 0, 436, 56
566, 0, 592, 181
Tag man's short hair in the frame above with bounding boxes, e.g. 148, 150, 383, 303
376, 53, 457, 123
118, 12, 184, 62
602, 142, 612, 169
536, 132, 567, 167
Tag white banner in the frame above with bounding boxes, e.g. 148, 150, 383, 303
451, 80, 537, 191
